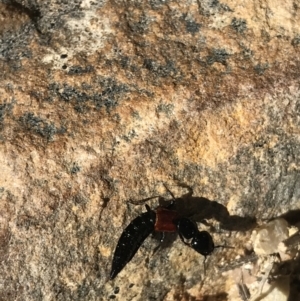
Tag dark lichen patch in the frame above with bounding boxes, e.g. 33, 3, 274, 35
206, 48, 230, 65
51, 77, 130, 113
75, 286, 90, 299
291, 35, 300, 47
198, 0, 233, 16
0, 24, 33, 65
68, 65, 94, 75
229, 134, 300, 219
0, 223, 10, 262
150, 0, 169, 10
126, 12, 151, 35
97, 76, 129, 97
56, 84, 89, 103
121, 129, 137, 142
241, 47, 254, 59
143, 58, 156, 71
92, 82, 129, 112
143, 58, 178, 78
156, 102, 174, 116
119, 55, 130, 68
0, 102, 13, 130
19, 112, 66, 140
231, 17, 247, 34
140, 281, 169, 301
70, 162, 81, 174
254, 63, 269, 75
50, 83, 90, 112
73, 193, 88, 206
185, 19, 201, 34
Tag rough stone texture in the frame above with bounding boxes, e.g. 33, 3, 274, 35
0, 0, 300, 300
251, 218, 289, 256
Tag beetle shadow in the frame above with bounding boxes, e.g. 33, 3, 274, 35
147, 190, 257, 257
158, 192, 257, 232
270, 209, 300, 226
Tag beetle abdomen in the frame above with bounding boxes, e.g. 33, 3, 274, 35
109, 210, 156, 280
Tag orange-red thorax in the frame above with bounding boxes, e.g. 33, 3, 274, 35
154, 207, 179, 232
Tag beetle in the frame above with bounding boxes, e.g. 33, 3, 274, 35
109, 200, 216, 280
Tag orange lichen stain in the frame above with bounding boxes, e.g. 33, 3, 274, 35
179, 98, 266, 168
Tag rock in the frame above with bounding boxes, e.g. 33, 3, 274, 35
0, 0, 300, 300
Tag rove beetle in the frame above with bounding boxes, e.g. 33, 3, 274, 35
109, 186, 222, 280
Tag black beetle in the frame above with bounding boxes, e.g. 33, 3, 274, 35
109, 199, 216, 280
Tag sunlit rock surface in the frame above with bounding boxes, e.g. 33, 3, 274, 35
0, 0, 300, 300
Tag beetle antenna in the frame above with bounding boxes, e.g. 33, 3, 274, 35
128, 195, 160, 205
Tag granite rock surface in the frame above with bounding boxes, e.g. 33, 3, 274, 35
0, 0, 300, 300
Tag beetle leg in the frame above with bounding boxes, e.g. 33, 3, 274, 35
214, 244, 234, 250
203, 256, 207, 276
177, 230, 191, 247
151, 232, 166, 256
200, 219, 210, 227
174, 182, 194, 198
163, 182, 193, 204
160, 232, 165, 243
